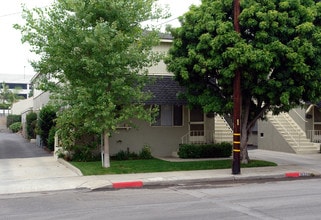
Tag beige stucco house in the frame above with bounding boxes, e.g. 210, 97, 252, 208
10, 32, 321, 157
13, 35, 233, 157
108, 75, 217, 157
108, 36, 218, 157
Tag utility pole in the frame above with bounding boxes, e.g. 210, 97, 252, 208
232, 0, 241, 175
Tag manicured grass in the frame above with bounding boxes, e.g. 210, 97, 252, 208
71, 158, 277, 176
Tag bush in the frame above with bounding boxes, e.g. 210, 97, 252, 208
26, 112, 37, 139
178, 142, 232, 159
112, 146, 153, 160
71, 144, 101, 162
139, 145, 153, 159
38, 105, 56, 147
0, 103, 10, 109
113, 149, 139, 160
47, 126, 57, 151
114, 150, 130, 160
9, 122, 22, 133
6, 115, 21, 127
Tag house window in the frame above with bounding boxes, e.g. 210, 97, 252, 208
153, 105, 183, 126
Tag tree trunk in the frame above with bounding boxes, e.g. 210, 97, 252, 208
240, 98, 251, 164
102, 131, 110, 168
240, 128, 249, 164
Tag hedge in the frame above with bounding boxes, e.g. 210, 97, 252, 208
178, 142, 232, 159
9, 122, 22, 133
38, 105, 56, 147
6, 115, 21, 127
26, 112, 37, 139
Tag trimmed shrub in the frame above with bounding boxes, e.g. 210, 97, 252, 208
26, 112, 37, 139
114, 150, 130, 160
71, 144, 101, 162
9, 122, 22, 133
178, 142, 232, 159
38, 105, 56, 147
47, 126, 57, 151
113, 149, 139, 160
6, 114, 21, 127
139, 145, 153, 159
112, 146, 153, 160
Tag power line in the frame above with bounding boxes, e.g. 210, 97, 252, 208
0, 5, 51, 18
0, 11, 22, 18
155, 17, 180, 27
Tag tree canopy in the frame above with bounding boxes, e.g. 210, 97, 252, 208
165, 0, 321, 162
15, 0, 167, 166
0, 82, 24, 108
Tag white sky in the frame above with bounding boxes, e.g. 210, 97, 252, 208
0, 0, 200, 77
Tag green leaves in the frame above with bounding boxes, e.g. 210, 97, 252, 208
166, 0, 321, 134
15, 0, 167, 147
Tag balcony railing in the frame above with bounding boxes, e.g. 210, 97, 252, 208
181, 130, 212, 145
181, 130, 232, 145
307, 130, 321, 143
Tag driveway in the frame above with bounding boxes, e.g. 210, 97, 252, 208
0, 127, 78, 185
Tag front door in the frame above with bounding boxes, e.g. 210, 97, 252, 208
189, 108, 205, 143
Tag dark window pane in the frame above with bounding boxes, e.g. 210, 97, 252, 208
173, 105, 183, 126
190, 108, 204, 122
161, 105, 172, 126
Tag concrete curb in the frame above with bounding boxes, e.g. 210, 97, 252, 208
57, 159, 83, 176
92, 172, 321, 190
113, 181, 143, 189
55, 158, 321, 191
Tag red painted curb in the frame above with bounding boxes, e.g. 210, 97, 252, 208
112, 181, 143, 189
285, 172, 300, 178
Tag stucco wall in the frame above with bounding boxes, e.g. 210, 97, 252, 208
11, 98, 33, 115
257, 120, 295, 153
33, 91, 50, 111
147, 42, 172, 76
109, 107, 190, 157
109, 107, 216, 157
289, 107, 307, 132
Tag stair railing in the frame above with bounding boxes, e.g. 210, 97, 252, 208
307, 130, 321, 143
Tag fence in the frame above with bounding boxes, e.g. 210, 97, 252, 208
307, 130, 321, 143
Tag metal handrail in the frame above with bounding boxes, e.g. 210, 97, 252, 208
307, 130, 321, 143
181, 130, 232, 144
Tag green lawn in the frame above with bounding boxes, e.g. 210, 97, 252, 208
71, 158, 277, 176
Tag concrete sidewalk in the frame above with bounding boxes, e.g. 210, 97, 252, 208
1, 149, 321, 195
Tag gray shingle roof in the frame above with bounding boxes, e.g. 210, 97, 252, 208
144, 76, 187, 105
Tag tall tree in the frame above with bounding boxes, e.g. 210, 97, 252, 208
0, 82, 24, 108
165, 0, 321, 163
15, 0, 167, 167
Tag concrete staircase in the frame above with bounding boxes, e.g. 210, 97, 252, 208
214, 114, 233, 143
267, 112, 319, 154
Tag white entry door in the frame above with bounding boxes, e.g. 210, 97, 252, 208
189, 108, 205, 143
